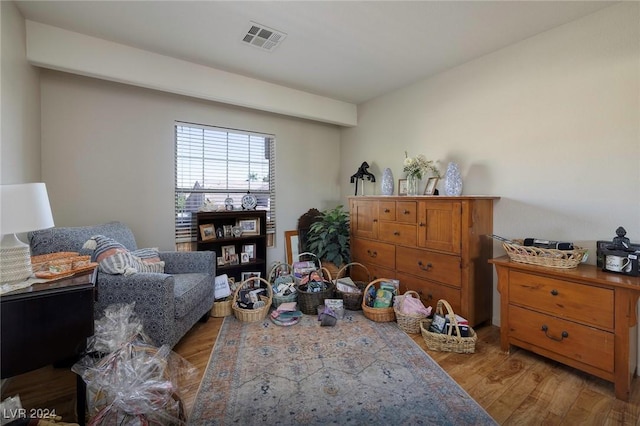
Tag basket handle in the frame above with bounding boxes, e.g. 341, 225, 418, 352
233, 277, 273, 305
435, 299, 463, 337
335, 262, 371, 281
361, 278, 396, 309
297, 252, 322, 270
267, 262, 293, 283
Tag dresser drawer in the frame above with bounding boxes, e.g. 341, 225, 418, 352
396, 246, 461, 287
351, 237, 395, 270
350, 261, 396, 282
378, 201, 396, 221
509, 271, 614, 330
395, 201, 417, 223
508, 305, 614, 374
379, 222, 416, 246
397, 272, 461, 313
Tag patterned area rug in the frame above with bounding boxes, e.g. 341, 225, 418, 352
189, 311, 496, 425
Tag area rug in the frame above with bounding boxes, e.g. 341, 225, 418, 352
188, 311, 496, 425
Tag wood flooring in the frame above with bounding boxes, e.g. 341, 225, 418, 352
3, 316, 640, 425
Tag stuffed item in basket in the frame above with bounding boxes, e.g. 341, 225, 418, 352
400, 295, 432, 316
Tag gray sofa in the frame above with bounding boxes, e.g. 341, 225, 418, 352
29, 221, 215, 348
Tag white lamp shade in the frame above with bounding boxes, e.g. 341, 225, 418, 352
1, 183, 55, 235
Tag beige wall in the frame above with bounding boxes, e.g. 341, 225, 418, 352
1, 1, 41, 184
340, 3, 640, 324
40, 71, 341, 257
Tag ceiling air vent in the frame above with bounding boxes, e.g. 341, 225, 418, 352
242, 22, 287, 51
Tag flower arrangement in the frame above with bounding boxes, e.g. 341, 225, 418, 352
403, 151, 440, 179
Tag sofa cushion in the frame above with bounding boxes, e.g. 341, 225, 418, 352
29, 222, 138, 255
173, 273, 213, 319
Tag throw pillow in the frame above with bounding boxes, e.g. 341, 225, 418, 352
83, 235, 165, 275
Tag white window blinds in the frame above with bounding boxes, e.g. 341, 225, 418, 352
175, 122, 276, 245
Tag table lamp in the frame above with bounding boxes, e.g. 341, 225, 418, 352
0, 183, 55, 283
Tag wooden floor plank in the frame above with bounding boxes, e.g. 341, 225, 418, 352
4, 318, 640, 424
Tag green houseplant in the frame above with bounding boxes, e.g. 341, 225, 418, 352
306, 205, 350, 274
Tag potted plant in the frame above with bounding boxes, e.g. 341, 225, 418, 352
305, 205, 350, 276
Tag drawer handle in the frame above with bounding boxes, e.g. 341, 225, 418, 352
393, 231, 400, 236
418, 261, 433, 271
373, 219, 378, 223
403, 209, 410, 215
366, 250, 378, 258
419, 222, 425, 227
384, 208, 390, 213
541, 325, 568, 342
550, 289, 558, 296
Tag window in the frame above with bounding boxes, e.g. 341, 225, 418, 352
175, 122, 275, 249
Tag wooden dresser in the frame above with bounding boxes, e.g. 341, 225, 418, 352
349, 196, 498, 326
490, 256, 640, 401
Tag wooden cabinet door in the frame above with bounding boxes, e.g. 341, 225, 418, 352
350, 199, 379, 239
417, 201, 462, 254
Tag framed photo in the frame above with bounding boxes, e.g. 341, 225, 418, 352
199, 223, 216, 241
241, 271, 261, 283
424, 177, 439, 195
229, 253, 239, 265
242, 243, 257, 260
284, 230, 299, 265
221, 245, 235, 263
217, 256, 225, 266
398, 179, 408, 196
240, 252, 250, 264
237, 218, 260, 235
223, 225, 233, 238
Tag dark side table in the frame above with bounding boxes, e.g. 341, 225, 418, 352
1, 268, 97, 425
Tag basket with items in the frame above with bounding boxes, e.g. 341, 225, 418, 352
334, 262, 370, 311
268, 262, 298, 308
491, 235, 588, 269
420, 299, 477, 353
211, 275, 238, 318
394, 290, 432, 334
362, 278, 398, 322
232, 276, 273, 323
295, 268, 334, 315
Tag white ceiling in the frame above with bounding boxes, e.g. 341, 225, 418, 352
15, 1, 616, 104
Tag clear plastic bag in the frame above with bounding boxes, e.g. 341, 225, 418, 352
73, 303, 196, 425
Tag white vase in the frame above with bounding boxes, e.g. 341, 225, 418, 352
381, 168, 394, 196
444, 162, 463, 196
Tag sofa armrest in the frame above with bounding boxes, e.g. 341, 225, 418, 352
96, 272, 175, 310
159, 251, 215, 275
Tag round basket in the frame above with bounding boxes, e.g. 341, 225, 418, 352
211, 298, 233, 317
268, 262, 298, 308
334, 262, 369, 311
295, 267, 334, 315
420, 299, 477, 354
361, 278, 396, 323
503, 239, 588, 269
394, 290, 427, 334
232, 277, 273, 323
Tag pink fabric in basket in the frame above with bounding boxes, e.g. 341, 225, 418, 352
401, 296, 431, 316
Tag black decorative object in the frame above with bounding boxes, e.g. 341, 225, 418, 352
350, 161, 376, 196
596, 226, 640, 276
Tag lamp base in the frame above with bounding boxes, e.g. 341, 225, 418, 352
0, 234, 33, 283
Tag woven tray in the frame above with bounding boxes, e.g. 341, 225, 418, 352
232, 277, 273, 323
361, 278, 396, 323
503, 239, 587, 269
394, 290, 427, 334
420, 299, 477, 353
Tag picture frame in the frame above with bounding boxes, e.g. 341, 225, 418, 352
229, 253, 239, 265
398, 179, 408, 196
241, 271, 261, 283
223, 225, 233, 238
242, 243, 257, 260
240, 252, 250, 264
217, 256, 225, 266
424, 177, 439, 195
221, 245, 235, 263
237, 218, 260, 235
199, 223, 216, 241
284, 230, 299, 265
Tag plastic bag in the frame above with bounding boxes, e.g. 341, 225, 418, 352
73, 303, 196, 425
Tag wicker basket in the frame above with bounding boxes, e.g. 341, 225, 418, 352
296, 267, 334, 315
334, 262, 370, 311
394, 290, 427, 334
31, 252, 79, 273
361, 278, 397, 323
211, 298, 233, 317
503, 239, 587, 269
420, 299, 477, 353
232, 277, 273, 323
268, 262, 298, 308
